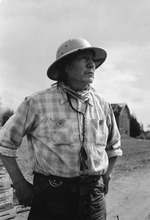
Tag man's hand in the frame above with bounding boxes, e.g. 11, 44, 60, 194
0, 155, 33, 207
102, 174, 111, 195
14, 179, 33, 207
102, 156, 118, 194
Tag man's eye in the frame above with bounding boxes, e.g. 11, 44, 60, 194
79, 55, 95, 61
81, 56, 90, 60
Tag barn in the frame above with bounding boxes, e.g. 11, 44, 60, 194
111, 103, 130, 137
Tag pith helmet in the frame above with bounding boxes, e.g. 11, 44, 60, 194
47, 38, 107, 80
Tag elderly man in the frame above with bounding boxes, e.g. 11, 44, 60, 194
0, 38, 122, 220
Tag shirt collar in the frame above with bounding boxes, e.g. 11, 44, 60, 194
60, 89, 94, 106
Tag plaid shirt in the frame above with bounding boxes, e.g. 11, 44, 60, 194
0, 84, 122, 177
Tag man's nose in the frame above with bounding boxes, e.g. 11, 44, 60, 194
87, 58, 96, 69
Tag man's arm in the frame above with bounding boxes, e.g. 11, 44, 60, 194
0, 154, 33, 207
102, 156, 117, 194
103, 103, 122, 194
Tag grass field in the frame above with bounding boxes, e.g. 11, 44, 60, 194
114, 137, 150, 176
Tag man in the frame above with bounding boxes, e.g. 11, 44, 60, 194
0, 38, 122, 220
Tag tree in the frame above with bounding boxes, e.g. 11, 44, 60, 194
1, 109, 14, 126
130, 114, 141, 138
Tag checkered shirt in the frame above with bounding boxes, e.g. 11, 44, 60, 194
0, 84, 122, 177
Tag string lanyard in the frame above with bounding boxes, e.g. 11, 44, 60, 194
67, 93, 89, 171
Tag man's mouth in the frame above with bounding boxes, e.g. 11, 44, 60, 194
85, 72, 94, 76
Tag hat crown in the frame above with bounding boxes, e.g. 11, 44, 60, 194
56, 38, 91, 60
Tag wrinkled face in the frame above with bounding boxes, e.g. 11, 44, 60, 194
65, 50, 96, 91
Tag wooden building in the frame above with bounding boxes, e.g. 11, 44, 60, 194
111, 103, 130, 137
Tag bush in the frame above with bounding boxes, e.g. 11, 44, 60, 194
130, 114, 141, 138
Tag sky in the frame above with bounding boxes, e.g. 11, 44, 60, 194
0, 0, 150, 130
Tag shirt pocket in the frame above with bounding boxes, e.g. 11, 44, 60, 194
90, 118, 108, 146
48, 118, 77, 145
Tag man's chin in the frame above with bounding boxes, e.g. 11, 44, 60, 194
86, 78, 94, 84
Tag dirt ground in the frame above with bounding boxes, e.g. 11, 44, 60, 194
13, 138, 150, 220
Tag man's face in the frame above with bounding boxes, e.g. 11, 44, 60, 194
65, 50, 96, 90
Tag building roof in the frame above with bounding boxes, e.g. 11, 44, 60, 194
111, 103, 130, 117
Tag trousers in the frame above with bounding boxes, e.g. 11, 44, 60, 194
27, 173, 106, 220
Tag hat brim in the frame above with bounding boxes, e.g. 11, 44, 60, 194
47, 47, 107, 80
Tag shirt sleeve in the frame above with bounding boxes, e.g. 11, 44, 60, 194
0, 97, 38, 157
105, 103, 123, 158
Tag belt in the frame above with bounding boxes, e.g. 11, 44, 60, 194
33, 172, 104, 197
33, 172, 101, 185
